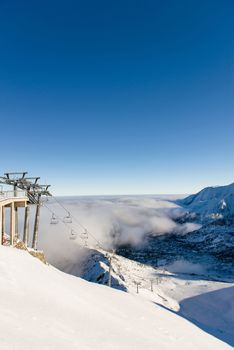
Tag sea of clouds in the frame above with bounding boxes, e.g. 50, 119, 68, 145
35, 195, 200, 265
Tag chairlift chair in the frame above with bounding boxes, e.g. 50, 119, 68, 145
79, 230, 88, 247
80, 229, 88, 240
63, 212, 72, 224
69, 229, 77, 240
50, 213, 59, 225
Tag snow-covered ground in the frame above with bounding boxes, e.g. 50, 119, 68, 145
48, 245, 234, 347
0, 245, 232, 350
5, 187, 233, 348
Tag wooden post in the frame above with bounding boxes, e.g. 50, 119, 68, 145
14, 185, 18, 238
15, 207, 18, 239
0, 205, 2, 245
10, 202, 15, 246
2, 206, 5, 243
0, 206, 5, 244
136, 282, 140, 294
23, 205, 30, 247
32, 196, 41, 250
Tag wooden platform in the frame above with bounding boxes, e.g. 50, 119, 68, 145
0, 196, 28, 208
0, 192, 29, 245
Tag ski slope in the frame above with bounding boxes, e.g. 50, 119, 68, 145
60, 247, 234, 346
0, 246, 232, 350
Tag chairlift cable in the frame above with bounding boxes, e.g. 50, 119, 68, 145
43, 203, 77, 238
49, 195, 103, 249
43, 202, 102, 249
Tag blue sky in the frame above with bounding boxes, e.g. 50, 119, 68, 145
0, 0, 233, 195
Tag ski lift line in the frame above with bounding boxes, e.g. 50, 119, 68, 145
50, 213, 59, 225
48, 198, 162, 290
108, 253, 164, 290
45, 202, 160, 288
43, 202, 102, 249
116, 266, 158, 291
63, 212, 72, 223
50, 196, 70, 214
50, 196, 87, 230
43, 203, 75, 233
49, 195, 103, 249
117, 266, 164, 284
69, 229, 78, 240
43, 203, 85, 244
51, 195, 90, 231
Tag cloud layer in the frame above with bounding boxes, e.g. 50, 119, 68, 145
37, 195, 200, 264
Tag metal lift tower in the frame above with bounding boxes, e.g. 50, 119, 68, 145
0, 172, 51, 250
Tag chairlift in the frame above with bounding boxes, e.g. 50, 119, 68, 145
69, 229, 77, 240
63, 212, 72, 224
79, 230, 88, 247
50, 213, 59, 225
80, 230, 88, 240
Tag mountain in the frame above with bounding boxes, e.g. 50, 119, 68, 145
112, 184, 234, 277
173, 183, 234, 267
178, 183, 234, 221
0, 245, 232, 350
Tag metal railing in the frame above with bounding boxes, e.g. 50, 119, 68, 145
0, 190, 28, 200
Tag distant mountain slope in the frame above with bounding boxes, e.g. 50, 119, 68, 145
175, 183, 234, 265
178, 183, 234, 220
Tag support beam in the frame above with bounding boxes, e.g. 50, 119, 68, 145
14, 185, 18, 238
15, 207, 18, 239
10, 202, 15, 246
108, 255, 112, 287
2, 206, 5, 243
23, 205, 30, 247
0, 206, 2, 245
32, 196, 41, 250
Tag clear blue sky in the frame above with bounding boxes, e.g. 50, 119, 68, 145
0, 0, 233, 195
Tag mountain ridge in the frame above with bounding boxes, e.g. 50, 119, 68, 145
178, 183, 234, 221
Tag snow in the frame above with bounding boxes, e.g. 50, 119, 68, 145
48, 245, 234, 346
180, 286, 234, 345
178, 183, 234, 219
0, 245, 232, 350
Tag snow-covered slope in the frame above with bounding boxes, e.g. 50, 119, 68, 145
179, 286, 234, 346
178, 183, 234, 220
44, 245, 234, 346
0, 246, 232, 350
